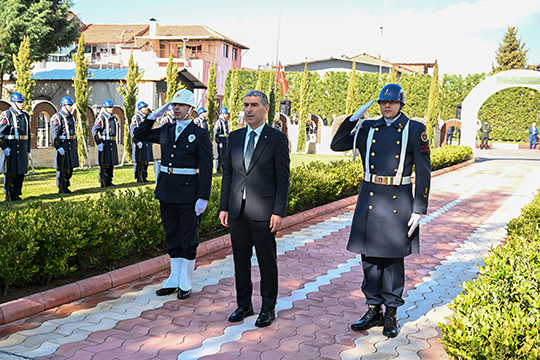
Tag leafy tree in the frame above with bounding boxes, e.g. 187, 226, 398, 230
268, 85, 276, 126
13, 36, 35, 114
492, 25, 528, 74
72, 34, 91, 167
0, 0, 80, 94
117, 53, 144, 162
165, 51, 183, 101
388, 65, 398, 84
297, 63, 309, 152
426, 60, 440, 144
255, 71, 263, 91
345, 61, 358, 115
206, 62, 218, 140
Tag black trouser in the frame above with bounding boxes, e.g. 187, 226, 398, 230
98, 165, 114, 186
481, 137, 489, 148
134, 161, 148, 181
3, 173, 24, 198
56, 168, 73, 190
229, 203, 278, 312
215, 137, 228, 172
361, 255, 405, 308
159, 201, 199, 260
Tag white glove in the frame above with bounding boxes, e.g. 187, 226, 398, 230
148, 102, 171, 120
97, 143, 104, 152
137, 142, 143, 149
195, 198, 208, 216
3, 148, 11, 156
350, 99, 377, 122
58, 147, 65, 155
407, 213, 422, 237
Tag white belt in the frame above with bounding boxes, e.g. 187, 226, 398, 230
160, 165, 199, 175
7, 135, 28, 140
365, 174, 412, 186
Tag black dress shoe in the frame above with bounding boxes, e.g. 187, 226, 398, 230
13, 195, 22, 201
382, 307, 399, 338
156, 287, 178, 296
177, 288, 191, 299
65, 189, 73, 194
351, 304, 384, 331
107, 183, 116, 187
228, 305, 254, 322
255, 310, 275, 328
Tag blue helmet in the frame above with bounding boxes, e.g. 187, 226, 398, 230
61, 96, 74, 106
220, 107, 229, 114
137, 101, 148, 111
10, 92, 25, 102
378, 84, 405, 105
197, 107, 207, 115
102, 99, 114, 108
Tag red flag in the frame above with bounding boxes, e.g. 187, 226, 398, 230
277, 61, 289, 97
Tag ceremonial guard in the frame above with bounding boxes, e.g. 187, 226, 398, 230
130, 101, 154, 182
194, 107, 209, 130
213, 107, 230, 173
92, 100, 119, 187
51, 96, 79, 193
134, 89, 213, 300
331, 84, 431, 337
0, 92, 31, 201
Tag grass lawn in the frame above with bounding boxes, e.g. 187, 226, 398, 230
1, 153, 351, 211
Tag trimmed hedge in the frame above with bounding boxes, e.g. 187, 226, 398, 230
0, 146, 472, 294
440, 190, 540, 359
431, 145, 472, 171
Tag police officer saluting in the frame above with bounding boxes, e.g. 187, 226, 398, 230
134, 89, 213, 299
331, 84, 431, 338
130, 101, 154, 182
51, 96, 79, 193
214, 107, 229, 173
0, 92, 31, 201
92, 100, 119, 187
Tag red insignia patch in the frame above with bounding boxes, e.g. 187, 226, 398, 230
0, 119, 6, 125
132, 119, 137, 125
421, 132, 428, 142
96, 120, 102, 126
420, 143, 430, 153
53, 120, 59, 125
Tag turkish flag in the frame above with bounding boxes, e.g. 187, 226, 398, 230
277, 61, 289, 97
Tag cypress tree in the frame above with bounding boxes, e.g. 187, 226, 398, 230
388, 65, 398, 84
297, 63, 309, 153
206, 63, 218, 141
345, 61, 357, 115
165, 51, 183, 102
426, 60, 440, 145
72, 34, 91, 167
13, 36, 35, 114
492, 26, 528, 74
117, 52, 144, 162
255, 70, 263, 91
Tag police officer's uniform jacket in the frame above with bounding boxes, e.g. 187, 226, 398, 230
51, 108, 79, 170
134, 118, 213, 204
193, 115, 209, 131
0, 106, 31, 174
214, 116, 229, 140
331, 113, 431, 258
92, 111, 119, 166
130, 111, 154, 162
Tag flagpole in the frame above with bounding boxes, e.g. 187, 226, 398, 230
274, 0, 282, 89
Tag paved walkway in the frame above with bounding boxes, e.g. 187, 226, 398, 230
1, 149, 540, 360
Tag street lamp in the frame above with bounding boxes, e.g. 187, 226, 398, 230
379, 26, 384, 74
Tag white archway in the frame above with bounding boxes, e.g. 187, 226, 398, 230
461, 69, 540, 150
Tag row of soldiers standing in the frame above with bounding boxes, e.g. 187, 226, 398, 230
1, 92, 232, 201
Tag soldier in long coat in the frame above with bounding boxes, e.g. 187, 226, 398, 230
92, 100, 119, 187
0, 92, 31, 201
130, 101, 154, 182
51, 96, 79, 193
331, 84, 431, 338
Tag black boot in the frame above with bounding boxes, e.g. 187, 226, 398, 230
351, 304, 384, 331
382, 306, 399, 338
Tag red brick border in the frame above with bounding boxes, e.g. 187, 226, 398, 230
0, 158, 474, 325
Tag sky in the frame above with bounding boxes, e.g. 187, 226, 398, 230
71, 0, 540, 75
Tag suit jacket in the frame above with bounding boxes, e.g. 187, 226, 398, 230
331, 113, 431, 258
134, 119, 213, 204
219, 124, 290, 221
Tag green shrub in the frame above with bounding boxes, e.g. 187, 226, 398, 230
440, 190, 540, 359
431, 145, 472, 171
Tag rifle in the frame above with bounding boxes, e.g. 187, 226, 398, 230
136, 143, 144, 183
58, 149, 66, 193
4, 154, 12, 202
99, 144, 108, 188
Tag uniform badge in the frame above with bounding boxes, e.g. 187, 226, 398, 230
421, 132, 428, 142
188, 134, 196, 142
53, 119, 59, 125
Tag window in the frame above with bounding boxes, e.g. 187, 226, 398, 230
223, 44, 229, 58
37, 113, 50, 148
232, 48, 237, 61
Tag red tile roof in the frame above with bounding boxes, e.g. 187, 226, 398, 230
82, 24, 149, 44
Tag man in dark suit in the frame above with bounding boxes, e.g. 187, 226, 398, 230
219, 90, 290, 328
331, 84, 431, 338
135, 89, 213, 300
